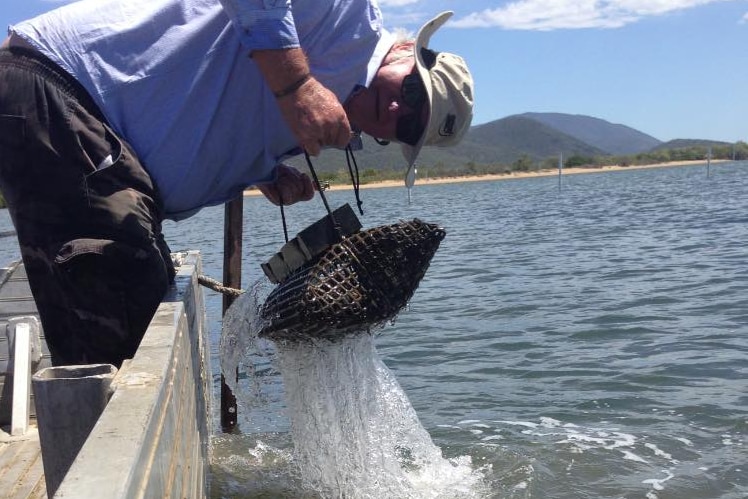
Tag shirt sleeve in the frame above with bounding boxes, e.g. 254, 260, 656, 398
218, 0, 299, 51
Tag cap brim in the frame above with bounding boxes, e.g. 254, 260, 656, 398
402, 11, 453, 188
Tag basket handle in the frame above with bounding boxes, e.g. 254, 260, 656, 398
278, 147, 364, 244
304, 151, 340, 234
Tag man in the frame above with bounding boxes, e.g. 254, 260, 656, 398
0, 0, 473, 366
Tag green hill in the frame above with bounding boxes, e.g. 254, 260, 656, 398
459, 115, 605, 161
521, 112, 662, 154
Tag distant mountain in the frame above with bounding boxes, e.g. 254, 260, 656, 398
651, 138, 731, 151
520, 112, 662, 154
458, 115, 605, 161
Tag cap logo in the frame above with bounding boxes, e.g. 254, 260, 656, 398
439, 114, 456, 136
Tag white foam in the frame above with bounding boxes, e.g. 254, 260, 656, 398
539, 417, 563, 427
642, 469, 675, 491
222, 285, 489, 498
644, 443, 675, 462
494, 420, 539, 428
603, 432, 637, 449
276, 334, 490, 498
620, 450, 648, 463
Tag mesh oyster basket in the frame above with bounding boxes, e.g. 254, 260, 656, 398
259, 216, 446, 342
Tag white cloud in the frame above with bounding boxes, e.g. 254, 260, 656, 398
390, 26, 417, 41
451, 0, 734, 30
380, 8, 431, 29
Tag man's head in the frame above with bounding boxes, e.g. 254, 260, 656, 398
402, 12, 474, 187
344, 11, 474, 187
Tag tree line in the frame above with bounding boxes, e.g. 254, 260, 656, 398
316, 141, 748, 185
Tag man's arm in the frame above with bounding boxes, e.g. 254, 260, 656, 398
218, 0, 351, 155
251, 48, 351, 155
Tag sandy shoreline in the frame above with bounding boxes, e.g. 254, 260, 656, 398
244, 159, 728, 196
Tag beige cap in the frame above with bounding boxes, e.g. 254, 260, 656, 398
401, 11, 475, 188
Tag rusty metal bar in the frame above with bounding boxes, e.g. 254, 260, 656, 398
220, 196, 242, 432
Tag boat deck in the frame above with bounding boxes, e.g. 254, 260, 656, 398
0, 252, 210, 498
0, 428, 45, 499
0, 262, 46, 499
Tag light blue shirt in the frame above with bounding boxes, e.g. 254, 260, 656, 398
11, 0, 394, 220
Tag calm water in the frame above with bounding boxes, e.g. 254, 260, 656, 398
1, 162, 746, 497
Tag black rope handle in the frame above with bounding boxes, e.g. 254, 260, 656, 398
304, 151, 343, 238
279, 194, 289, 243
304, 151, 334, 216
345, 145, 364, 215
273, 148, 365, 244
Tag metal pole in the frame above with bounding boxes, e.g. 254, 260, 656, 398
220, 196, 242, 432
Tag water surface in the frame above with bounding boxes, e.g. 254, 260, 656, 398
1, 162, 745, 498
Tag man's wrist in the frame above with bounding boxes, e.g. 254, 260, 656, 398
273, 73, 311, 99
251, 47, 310, 98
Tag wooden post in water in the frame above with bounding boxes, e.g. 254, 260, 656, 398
707, 146, 712, 178
221, 196, 242, 432
558, 153, 563, 191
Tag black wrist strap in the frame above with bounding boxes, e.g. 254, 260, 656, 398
274, 73, 311, 99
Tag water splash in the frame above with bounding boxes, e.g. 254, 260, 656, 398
220, 282, 489, 498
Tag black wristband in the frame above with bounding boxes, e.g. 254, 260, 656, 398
274, 73, 312, 99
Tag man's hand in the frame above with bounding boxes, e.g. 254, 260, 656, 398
251, 48, 351, 156
257, 164, 315, 206
276, 77, 351, 156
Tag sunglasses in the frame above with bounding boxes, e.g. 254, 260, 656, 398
396, 72, 428, 146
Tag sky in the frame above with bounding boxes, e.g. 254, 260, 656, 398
2, 0, 746, 143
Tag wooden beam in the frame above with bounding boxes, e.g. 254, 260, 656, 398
220, 197, 242, 432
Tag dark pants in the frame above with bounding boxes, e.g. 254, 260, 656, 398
0, 47, 175, 367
